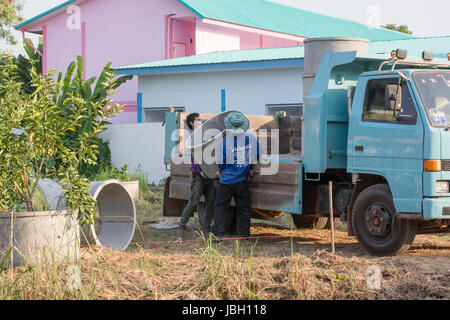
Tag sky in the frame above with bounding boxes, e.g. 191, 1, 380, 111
1, 0, 449, 55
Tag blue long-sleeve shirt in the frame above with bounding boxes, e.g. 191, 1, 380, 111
217, 132, 262, 185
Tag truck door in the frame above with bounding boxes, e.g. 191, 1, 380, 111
348, 76, 424, 213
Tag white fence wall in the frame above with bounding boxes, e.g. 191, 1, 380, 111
99, 123, 168, 185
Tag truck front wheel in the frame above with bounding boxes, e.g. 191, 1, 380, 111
352, 184, 417, 257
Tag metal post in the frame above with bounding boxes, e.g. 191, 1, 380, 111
10, 210, 14, 269
329, 181, 335, 254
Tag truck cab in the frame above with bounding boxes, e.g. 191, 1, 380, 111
345, 55, 450, 255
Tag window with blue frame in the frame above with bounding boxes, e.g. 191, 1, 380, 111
143, 107, 185, 123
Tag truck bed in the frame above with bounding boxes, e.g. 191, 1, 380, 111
166, 112, 304, 216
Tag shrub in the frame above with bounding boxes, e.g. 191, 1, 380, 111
0, 55, 125, 225
90, 165, 151, 195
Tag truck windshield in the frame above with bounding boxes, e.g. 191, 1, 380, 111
413, 71, 450, 127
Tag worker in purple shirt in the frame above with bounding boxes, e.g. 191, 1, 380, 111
176, 113, 217, 242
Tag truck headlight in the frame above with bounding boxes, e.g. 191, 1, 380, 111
436, 181, 449, 193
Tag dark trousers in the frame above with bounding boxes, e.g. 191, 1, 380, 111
179, 173, 216, 233
213, 180, 251, 238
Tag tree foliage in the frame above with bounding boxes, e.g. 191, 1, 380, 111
0, 0, 23, 45
0, 54, 129, 225
0, 39, 42, 94
382, 24, 413, 35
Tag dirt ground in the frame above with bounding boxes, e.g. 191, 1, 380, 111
3, 191, 448, 300
96, 189, 448, 300
130, 211, 450, 300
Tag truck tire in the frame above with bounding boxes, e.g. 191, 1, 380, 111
352, 184, 417, 257
292, 215, 328, 230
326, 217, 342, 230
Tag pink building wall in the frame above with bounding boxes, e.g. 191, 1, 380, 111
22, 0, 305, 124
41, 13, 82, 79
28, 0, 195, 123
172, 18, 196, 57
239, 32, 300, 49
196, 20, 301, 55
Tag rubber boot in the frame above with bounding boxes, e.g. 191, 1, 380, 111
176, 228, 185, 243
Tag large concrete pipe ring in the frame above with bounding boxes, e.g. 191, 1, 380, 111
303, 37, 370, 75
0, 210, 79, 267
301, 37, 370, 159
38, 179, 136, 251
303, 37, 370, 98
185, 110, 247, 179
82, 180, 136, 251
37, 178, 65, 211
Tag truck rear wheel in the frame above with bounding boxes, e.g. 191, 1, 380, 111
326, 217, 342, 230
352, 184, 417, 257
199, 203, 238, 235
292, 215, 328, 230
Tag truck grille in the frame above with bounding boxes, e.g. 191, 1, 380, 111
443, 160, 450, 171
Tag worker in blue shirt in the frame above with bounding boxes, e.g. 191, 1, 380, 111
212, 112, 262, 241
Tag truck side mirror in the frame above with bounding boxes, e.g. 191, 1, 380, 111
385, 84, 402, 112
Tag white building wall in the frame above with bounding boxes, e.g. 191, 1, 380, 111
139, 66, 304, 115
195, 21, 241, 55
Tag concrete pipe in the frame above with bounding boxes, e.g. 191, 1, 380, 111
185, 110, 247, 179
37, 178, 65, 211
0, 210, 79, 267
302, 73, 317, 103
39, 179, 136, 251
82, 180, 137, 251
303, 37, 370, 98
301, 37, 370, 160
303, 37, 370, 75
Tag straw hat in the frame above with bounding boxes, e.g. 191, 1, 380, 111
224, 112, 250, 133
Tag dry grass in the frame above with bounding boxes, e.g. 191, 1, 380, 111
0, 244, 382, 300
1, 188, 449, 300
1, 231, 449, 300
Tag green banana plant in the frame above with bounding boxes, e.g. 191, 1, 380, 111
52, 56, 132, 179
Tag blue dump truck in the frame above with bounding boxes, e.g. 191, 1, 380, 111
163, 38, 450, 256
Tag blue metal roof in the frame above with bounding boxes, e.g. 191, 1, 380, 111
178, 0, 412, 41
115, 46, 305, 73
115, 36, 450, 75
114, 47, 305, 75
